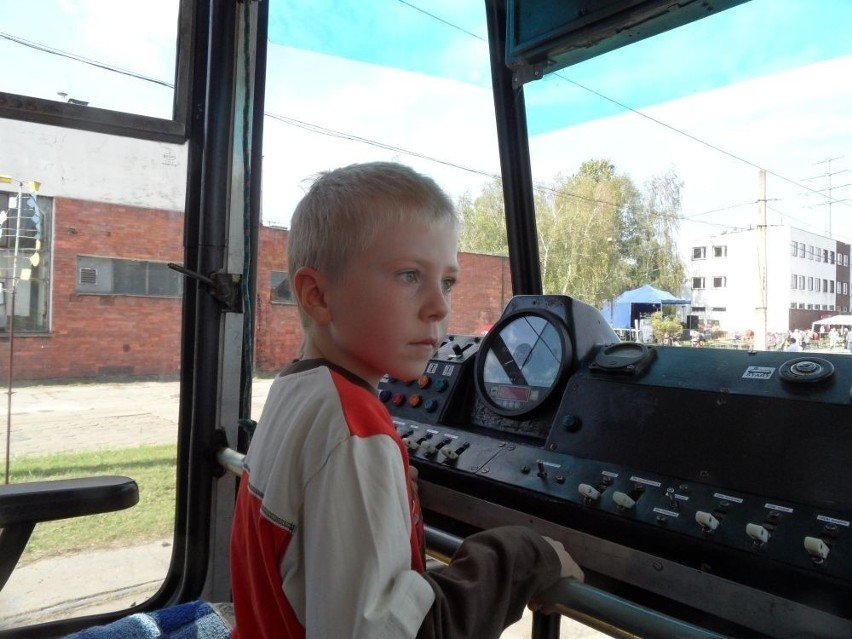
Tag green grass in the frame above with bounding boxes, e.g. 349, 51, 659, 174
9, 444, 177, 564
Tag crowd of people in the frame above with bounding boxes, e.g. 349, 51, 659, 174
659, 325, 852, 352
779, 326, 852, 352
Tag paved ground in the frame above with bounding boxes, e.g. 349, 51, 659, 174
0, 377, 607, 638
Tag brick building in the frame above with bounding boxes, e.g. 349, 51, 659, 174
0, 195, 512, 382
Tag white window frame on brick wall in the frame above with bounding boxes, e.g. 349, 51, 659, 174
0, 192, 52, 333
76, 256, 183, 297
270, 270, 295, 304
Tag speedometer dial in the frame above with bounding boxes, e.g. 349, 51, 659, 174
475, 310, 571, 417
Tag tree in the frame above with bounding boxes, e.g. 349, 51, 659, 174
457, 179, 508, 257
622, 167, 686, 296
457, 160, 686, 309
650, 310, 684, 343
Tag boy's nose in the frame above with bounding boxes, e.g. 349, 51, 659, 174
422, 283, 450, 321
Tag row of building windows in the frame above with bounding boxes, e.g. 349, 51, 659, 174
691, 276, 726, 289
77, 256, 183, 297
691, 245, 727, 260
74, 260, 298, 304
790, 302, 850, 312
790, 241, 850, 266
694, 241, 852, 265
789, 275, 849, 293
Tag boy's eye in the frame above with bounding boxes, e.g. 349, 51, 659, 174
441, 277, 456, 294
399, 270, 419, 284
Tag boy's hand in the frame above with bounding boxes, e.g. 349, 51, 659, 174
529, 536, 584, 615
541, 536, 584, 581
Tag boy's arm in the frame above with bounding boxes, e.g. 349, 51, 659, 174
299, 434, 435, 639
416, 526, 568, 639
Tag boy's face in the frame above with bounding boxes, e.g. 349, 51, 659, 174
323, 219, 459, 388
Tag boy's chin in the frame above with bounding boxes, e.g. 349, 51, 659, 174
390, 364, 430, 384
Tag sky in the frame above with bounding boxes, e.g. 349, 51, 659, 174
2, 0, 852, 257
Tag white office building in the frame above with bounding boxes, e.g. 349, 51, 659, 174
688, 226, 851, 335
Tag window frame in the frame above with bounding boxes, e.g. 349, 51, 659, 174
76, 256, 184, 298
0, 0, 196, 144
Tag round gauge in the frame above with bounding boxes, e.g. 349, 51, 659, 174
475, 310, 572, 417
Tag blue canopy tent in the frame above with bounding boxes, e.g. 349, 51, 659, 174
601, 284, 690, 329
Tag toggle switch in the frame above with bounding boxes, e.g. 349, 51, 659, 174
422, 437, 452, 456
695, 511, 719, 532
405, 433, 432, 451
612, 491, 636, 510
665, 487, 679, 510
536, 460, 548, 478
746, 523, 770, 544
441, 441, 469, 460
579, 483, 600, 501
804, 536, 830, 561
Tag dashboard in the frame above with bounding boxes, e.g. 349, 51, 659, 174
379, 295, 852, 638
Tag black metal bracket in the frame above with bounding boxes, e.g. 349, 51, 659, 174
168, 263, 242, 312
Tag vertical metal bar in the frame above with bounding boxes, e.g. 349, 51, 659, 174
182, 0, 238, 598
531, 611, 562, 639
484, 0, 542, 296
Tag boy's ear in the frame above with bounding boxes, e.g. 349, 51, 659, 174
293, 267, 332, 325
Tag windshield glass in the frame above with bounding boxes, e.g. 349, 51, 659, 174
519, 0, 852, 348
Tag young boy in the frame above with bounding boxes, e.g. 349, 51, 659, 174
230, 161, 583, 638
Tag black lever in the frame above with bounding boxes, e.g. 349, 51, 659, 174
168, 263, 242, 312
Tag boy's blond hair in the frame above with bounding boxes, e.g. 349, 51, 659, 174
287, 161, 459, 290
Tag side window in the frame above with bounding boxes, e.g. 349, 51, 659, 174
270, 270, 294, 304
0, 189, 52, 333
76, 257, 183, 297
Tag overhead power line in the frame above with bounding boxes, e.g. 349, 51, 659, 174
0, 31, 174, 89
4, 4, 850, 233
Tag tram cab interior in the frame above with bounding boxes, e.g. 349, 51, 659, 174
2, 1, 852, 637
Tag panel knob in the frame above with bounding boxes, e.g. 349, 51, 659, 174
695, 511, 719, 531
804, 536, 830, 560
579, 483, 600, 501
612, 491, 636, 509
746, 523, 770, 544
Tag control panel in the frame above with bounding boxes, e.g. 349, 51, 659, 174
379, 295, 852, 637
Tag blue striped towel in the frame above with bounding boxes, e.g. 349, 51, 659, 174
65, 600, 231, 638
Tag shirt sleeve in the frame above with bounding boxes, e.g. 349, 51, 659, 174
416, 526, 562, 639
297, 434, 435, 639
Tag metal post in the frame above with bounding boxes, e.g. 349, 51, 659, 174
4, 278, 15, 485
4, 179, 22, 485
755, 170, 768, 351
